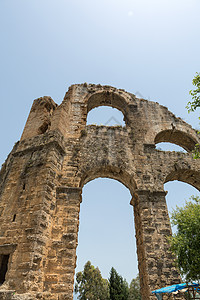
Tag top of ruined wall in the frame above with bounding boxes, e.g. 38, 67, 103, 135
20, 83, 200, 152
1, 83, 199, 195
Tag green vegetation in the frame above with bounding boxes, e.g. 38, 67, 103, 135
128, 275, 141, 300
75, 261, 141, 300
187, 72, 200, 158
109, 267, 129, 300
75, 261, 110, 300
169, 196, 200, 282
168, 74, 200, 283
187, 72, 200, 113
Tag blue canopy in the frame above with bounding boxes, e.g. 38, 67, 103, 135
152, 282, 199, 294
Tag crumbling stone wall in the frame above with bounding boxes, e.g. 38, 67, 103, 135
0, 84, 200, 300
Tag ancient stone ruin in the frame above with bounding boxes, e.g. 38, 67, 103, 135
0, 84, 200, 300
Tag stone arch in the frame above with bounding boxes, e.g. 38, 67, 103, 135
77, 168, 148, 296
165, 169, 200, 191
85, 90, 130, 126
76, 176, 135, 286
79, 165, 137, 196
154, 129, 198, 152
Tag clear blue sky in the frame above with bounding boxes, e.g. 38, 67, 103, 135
0, 0, 200, 291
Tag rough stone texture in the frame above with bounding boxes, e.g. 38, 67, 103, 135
0, 83, 200, 299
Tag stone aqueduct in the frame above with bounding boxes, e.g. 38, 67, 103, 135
0, 83, 200, 300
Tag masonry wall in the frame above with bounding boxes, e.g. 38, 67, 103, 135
0, 83, 200, 299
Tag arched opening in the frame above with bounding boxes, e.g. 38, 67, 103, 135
165, 170, 200, 191
74, 178, 138, 296
80, 166, 136, 195
87, 106, 126, 126
155, 130, 197, 152
164, 180, 200, 233
155, 142, 186, 152
86, 91, 128, 127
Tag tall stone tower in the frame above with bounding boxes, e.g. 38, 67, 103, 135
0, 84, 199, 300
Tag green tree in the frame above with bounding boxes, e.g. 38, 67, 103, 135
187, 72, 200, 113
109, 267, 129, 300
128, 275, 141, 300
169, 196, 200, 282
75, 261, 110, 300
187, 72, 200, 158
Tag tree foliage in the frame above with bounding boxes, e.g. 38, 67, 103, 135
128, 274, 141, 300
75, 261, 110, 300
109, 267, 129, 300
75, 262, 141, 300
169, 196, 200, 282
169, 73, 200, 283
187, 72, 200, 158
187, 72, 200, 113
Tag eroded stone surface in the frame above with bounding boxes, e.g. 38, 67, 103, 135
0, 84, 200, 299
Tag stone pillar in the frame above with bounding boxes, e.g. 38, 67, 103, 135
44, 187, 82, 300
0, 131, 65, 299
131, 190, 182, 300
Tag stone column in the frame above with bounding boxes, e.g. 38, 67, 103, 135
44, 187, 82, 300
0, 132, 65, 298
131, 190, 182, 300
